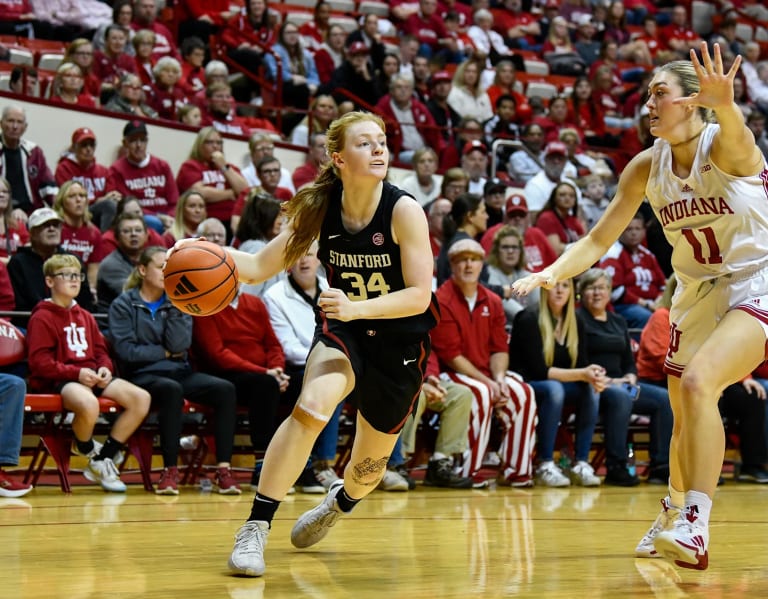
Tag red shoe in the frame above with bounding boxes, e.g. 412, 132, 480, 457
0, 469, 33, 498
215, 467, 242, 495
156, 466, 180, 495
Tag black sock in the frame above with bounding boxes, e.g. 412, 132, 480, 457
248, 493, 281, 525
96, 436, 124, 462
75, 438, 95, 456
336, 487, 360, 513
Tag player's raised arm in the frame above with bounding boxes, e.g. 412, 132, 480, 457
513, 149, 652, 295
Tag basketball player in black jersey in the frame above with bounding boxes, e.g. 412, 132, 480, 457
170, 111, 439, 577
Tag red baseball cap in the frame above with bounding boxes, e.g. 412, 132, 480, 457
462, 140, 488, 155
71, 127, 96, 145
505, 193, 528, 216
429, 70, 452, 86
544, 141, 567, 157
347, 41, 370, 55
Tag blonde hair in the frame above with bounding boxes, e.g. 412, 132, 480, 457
53, 180, 91, 223
656, 60, 715, 123
124, 246, 167, 290
538, 279, 579, 367
43, 254, 81, 277
188, 126, 220, 161
52, 62, 83, 97
282, 111, 386, 266
169, 189, 206, 242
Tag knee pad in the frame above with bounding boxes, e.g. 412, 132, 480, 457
291, 403, 330, 433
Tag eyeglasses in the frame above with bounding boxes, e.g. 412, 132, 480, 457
119, 227, 145, 235
73, 51, 93, 56
127, 137, 148, 144
260, 168, 281, 175
204, 139, 223, 145
203, 232, 226, 240
255, 145, 274, 152
499, 245, 521, 251
583, 284, 609, 293
52, 272, 86, 282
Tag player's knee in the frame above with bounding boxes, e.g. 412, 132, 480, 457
291, 403, 330, 433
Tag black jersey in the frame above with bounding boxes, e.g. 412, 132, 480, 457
317, 180, 439, 338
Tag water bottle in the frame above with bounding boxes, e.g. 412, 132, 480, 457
627, 443, 636, 477
558, 445, 572, 471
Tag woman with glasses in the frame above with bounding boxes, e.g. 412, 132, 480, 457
104, 73, 158, 118
487, 225, 538, 326
176, 127, 248, 236
63, 38, 101, 98
50, 62, 97, 108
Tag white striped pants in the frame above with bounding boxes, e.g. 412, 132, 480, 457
444, 371, 538, 480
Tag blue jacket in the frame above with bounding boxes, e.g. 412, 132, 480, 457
263, 43, 319, 86
107, 287, 192, 377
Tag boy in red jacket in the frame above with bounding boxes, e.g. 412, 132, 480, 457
26, 254, 150, 492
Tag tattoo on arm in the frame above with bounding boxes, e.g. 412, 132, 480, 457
351, 456, 389, 486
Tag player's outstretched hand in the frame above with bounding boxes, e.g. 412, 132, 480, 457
318, 288, 357, 321
674, 42, 740, 112
511, 271, 556, 296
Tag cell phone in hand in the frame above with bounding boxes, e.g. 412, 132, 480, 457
622, 382, 640, 400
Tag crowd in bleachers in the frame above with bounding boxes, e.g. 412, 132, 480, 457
2, 0, 768, 497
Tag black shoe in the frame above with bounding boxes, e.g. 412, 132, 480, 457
423, 458, 473, 488
646, 465, 669, 485
395, 465, 417, 490
604, 465, 640, 487
737, 466, 768, 483
295, 467, 325, 493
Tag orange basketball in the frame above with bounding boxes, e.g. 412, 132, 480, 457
163, 240, 239, 316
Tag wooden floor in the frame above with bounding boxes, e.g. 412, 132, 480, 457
4, 476, 768, 599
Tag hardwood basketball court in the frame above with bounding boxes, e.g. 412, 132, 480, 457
4, 479, 768, 598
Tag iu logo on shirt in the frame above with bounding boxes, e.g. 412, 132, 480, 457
65, 322, 89, 358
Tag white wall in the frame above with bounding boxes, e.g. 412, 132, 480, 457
1, 94, 413, 187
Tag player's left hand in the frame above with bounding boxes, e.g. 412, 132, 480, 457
675, 42, 740, 112
319, 288, 357, 321
96, 366, 113, 388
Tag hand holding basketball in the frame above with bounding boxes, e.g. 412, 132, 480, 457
163, 240, 239, 316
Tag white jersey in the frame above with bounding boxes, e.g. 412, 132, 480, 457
645, 123, 768, 285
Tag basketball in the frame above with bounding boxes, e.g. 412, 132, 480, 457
163, 240, 239, 316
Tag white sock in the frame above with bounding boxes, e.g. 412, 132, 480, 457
668, 484, 685, 510
432, 452, 448, 462
685, 490, 712, 526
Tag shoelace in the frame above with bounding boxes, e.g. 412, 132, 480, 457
235, 524, 266, 555
103, 458, 120, 479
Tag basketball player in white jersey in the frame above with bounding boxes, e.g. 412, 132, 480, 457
513, 41, 768, 571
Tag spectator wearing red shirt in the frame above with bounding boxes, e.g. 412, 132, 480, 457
221, 0, 276, 78
131, 0, 178, 60
63, 39, 101, 98
491, 0, 540, 49
55, 128, 119, 232
176, 126, 248, 233
298, 1, 330, 53
401, 0, 458, 61
534, 180, 585, 256
431, 238, 537, 486
439, 0, 473, 30
106, 120, 178, 231
148, 56, 189, 121
201, 81, 251, 137
313, 24, 346, 86
599, 213, 667, 329
661, 5, 702, 60
292, 132, 329, 191
635, 14, 670, 63
49, 63, 98, 109
93, 24, 137, 91
375, 74, 444, 166
53, 181, 104, 299
131, 28, 156, 89
179, 36, 207, 95
176, 0, 237, 46
480, 194, 557, 274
